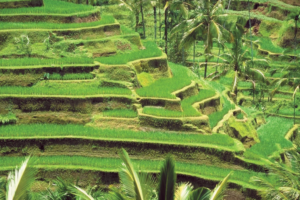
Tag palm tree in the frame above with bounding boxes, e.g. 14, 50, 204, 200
151, 1, 157, 40
2, 157, 36, 200
173, 0, 231, 78
119, 0, 141, 32
163, 0, 188, 55
251, 150, 300, 200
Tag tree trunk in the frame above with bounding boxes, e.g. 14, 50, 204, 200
193, 41, 195, 68
159, 0, 161, 39
204, 58, 208, 78
135, 14, 139, 32
141, 2, 146, 39
86, 0, 89, 4
164, 7, 168, 54
248, 0, 253, 66
154, 6, 157, 40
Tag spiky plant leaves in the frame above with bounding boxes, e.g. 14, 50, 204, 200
157, 155, 176, 200
0, 177, 6, 200
6, 157, 36, 200
119, 148, 145, 200
108, 191, 127, 200
174, 183, 193, 200
53, 177, 75, 200
71, 185, 94, 200
210, 172, 232, 200
188, 187, 210, 200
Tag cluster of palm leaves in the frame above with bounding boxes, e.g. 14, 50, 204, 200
0, 149, 232, 200
251, 150, 300, 200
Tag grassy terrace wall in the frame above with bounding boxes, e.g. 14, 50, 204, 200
0, 95, 134, 113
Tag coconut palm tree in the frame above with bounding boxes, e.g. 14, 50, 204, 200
0, 157, 36, 200
119, 0, 141, 32
172, 0, 231, 78
163, 0, 188, 55
251, 150, 300, 200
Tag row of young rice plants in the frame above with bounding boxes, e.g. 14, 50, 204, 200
142, 89, 216, 117
136, 62, 195, 99
0, 57, 94, 67
49, 73, 95, 80
244, 117, 294, 160
95, 41, 162, 65
0, 155, 277, 189
0, 124, 241, 151
0, 15, 115, 30
0, 0, 98, 15
102, 109, 137, 118
0, 81, 132, 95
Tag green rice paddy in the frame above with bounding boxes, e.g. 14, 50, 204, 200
136, 62, 196, 99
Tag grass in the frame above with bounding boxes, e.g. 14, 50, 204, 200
0, 0, 97, 15
142, 89, 215, 117
49, 73, 95, 80
136, 62, 196, 99
0, 124, 242, 150
209, 96, 235, 129
244, 117, 294, 160
0, 155, 277, 190
102, 109, 137, 118
0, 81, 132, 96
95, 41, 162, 65
0, 57, 94, 67
0, 15, 115, 30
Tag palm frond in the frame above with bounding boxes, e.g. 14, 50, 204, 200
175, 183, 193, 200
158, 155, 176, 200
188, 187, 210, 200
71, 185, 94, 200
7, 157, 36, 200
119, 148, 144, 200
210, 172, 232, 200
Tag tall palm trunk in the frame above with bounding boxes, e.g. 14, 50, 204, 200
294, 15, 299, 59
154, 6, 157, 40
141, 2, 146, 38
216, 0, 232, 72
86, 0, 88, 4
204, 58, 208, 78
248, 0, 253, 65
159, 0, 161, 39
164, 7, 168, 54
193, 41, 196, 69
135, 14, 139, 32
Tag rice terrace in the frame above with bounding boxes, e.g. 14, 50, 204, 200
0, 0, 300, 199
